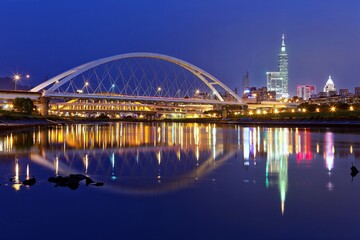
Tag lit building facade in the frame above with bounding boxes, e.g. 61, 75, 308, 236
323, 75, 336, 93
266, 72, 283, 100
297, 85, 316, 100
267, 35, 289, 99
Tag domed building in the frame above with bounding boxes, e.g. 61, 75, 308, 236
323, 75, 336, 93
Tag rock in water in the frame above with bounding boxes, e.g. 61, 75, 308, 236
23, 177, 36, 186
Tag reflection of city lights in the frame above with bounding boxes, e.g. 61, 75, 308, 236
84, 154, 89, 174
327, 182, 334, 191
157, 151, 161, 165
325, 132, 334, 172
265, 128, 289, 215
243, 128, 250, 161
350, 145, 353, 154
26, 164, 30, 180
55, 156, 59, 176
13, 158, 20, 191
212, 127, 216, 160
316, 143, 319, 153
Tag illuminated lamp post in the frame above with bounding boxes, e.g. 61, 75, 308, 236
13, 74, 21, 91
157, 87, 162, 96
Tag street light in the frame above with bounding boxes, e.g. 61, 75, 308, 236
157, 87, 162, 96
13, 74, 21, 91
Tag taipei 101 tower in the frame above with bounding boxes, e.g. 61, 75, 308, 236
278, 34, 289, 98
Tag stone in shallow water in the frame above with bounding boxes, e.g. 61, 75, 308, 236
22, 177, 36, 186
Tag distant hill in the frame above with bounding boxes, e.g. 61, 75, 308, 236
0, 77, 32, 90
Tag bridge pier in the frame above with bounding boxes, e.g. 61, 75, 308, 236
40, 97, 50, 117
221, 106, 228, 119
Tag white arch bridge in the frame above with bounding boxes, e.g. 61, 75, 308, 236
31, 53, 246, 118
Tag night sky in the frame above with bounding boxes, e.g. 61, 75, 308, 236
1, 0, 360, 96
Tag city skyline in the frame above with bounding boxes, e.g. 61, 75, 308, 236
1, 0, 360, 96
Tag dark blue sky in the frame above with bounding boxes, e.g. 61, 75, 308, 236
1, 0, 360, 96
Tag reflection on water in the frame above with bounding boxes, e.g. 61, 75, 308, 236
1, 123, 360, 215
325, 132, 334, 172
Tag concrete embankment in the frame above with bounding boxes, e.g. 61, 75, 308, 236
221, 119, 360, 127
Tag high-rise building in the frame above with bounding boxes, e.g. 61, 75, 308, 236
278, 34, 289, 98
266, 34, 289, 99
297, 85, 316, 100
266, 72, 283, 99
355, 87, 360, 95
242, 71, 249, 95
339, 89, 349, 96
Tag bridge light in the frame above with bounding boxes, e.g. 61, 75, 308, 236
112, 84, 115, 88
85, 82, 89, 86
195, 89, 200, 94
157, 87, 162, 92
26, 74, 30, 79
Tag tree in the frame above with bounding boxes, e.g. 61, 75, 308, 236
13, 98, 34, 114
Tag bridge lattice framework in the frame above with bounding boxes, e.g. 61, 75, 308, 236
30, 53, 246, 117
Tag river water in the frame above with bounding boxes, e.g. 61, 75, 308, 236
0, 122, 360, 240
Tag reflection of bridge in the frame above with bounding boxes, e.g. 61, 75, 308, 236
29, 53, 246, 117
0, 122, 240, 194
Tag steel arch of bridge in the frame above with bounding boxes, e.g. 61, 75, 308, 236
31, 52, 245, 105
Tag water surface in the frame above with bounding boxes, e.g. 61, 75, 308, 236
1, 123, 360, 240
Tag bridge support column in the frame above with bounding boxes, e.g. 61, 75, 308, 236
221, 106, 228, 119
40, 97, 50, 117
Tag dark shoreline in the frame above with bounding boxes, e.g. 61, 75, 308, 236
1, 117, 360, 130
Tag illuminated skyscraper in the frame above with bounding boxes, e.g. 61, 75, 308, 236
278, 34, 289, 98
267, 34, 289, 99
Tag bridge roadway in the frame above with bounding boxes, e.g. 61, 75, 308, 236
0, 90, 41, 101
46, 92, 243, 106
